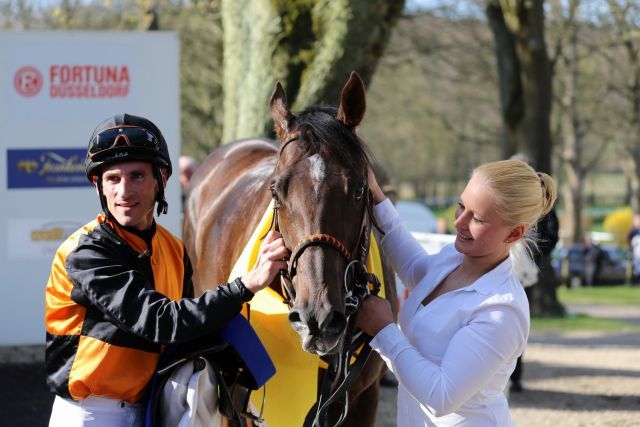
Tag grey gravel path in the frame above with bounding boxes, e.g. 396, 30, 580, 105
375, 302, 640, 426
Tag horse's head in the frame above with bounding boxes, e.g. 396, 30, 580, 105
268, 72, 372, 356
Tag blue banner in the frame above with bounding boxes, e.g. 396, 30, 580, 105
7, 148, 90, 188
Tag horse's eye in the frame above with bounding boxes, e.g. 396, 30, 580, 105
355, 184, 365, 201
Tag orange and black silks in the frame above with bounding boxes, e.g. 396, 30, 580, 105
45, 215, 254, 403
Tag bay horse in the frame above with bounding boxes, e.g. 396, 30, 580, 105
183, 72, 396, 426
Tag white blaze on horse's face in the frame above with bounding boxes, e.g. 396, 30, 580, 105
307, 154, 325, 198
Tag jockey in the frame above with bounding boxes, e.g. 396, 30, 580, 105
45, 113, 288, 427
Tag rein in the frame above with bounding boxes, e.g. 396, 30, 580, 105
264, 130, 384, 427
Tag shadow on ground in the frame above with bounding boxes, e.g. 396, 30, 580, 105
529, 331, 640, 348
509, 387, 640, 411
521, 360, 640, 381
0, 363, 53, 427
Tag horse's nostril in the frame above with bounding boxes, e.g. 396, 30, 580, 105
288, 310, 318, 334
320, 310, 347, 335
288, 310, 302, 325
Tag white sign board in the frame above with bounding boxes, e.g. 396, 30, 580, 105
0, 31, 180, 345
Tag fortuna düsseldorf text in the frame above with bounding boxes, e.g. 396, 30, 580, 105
49, 65, 130, 98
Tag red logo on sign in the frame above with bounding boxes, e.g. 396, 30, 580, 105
14, 66, 43, 97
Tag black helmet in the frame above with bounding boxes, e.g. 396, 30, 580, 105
86, 113, 172, 217
85, 113, 172, 179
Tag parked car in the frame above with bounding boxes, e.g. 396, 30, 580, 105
551, 244, 628, 287
395, 200, 438, 233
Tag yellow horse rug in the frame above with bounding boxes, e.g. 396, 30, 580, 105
227, 200, 385, 426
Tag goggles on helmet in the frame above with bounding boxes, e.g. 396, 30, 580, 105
89, 125, 160, 157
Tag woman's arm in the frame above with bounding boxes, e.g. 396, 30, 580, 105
368, 167, 433, 290
370, 302, 528, 416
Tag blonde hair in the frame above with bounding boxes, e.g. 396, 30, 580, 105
473, 159, 557, 250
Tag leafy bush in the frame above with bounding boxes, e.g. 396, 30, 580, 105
603, 207, 633, 247
435, 203, 458, 233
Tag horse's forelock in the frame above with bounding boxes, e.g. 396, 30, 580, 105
292, 106, 370, 176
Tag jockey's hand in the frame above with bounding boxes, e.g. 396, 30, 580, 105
367, 167, 386, 205
355, 295, 394, 337
241, 230, 290, 294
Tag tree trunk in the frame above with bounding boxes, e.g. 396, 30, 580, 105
486, 0, 553, 174
559, 1, 584, 244
487, 0, 561, 316
625, 156, 640, 214
561, 169, 583, 244
486, 3, 522, 159
629, 34, 640, 214
515, 15, 553, 174
220, 0, 404, 143
608, 0, 640, 214
630, 71, 640, 213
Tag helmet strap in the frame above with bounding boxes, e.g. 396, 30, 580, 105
154, 165, 168, 216
95, 176, 114, 221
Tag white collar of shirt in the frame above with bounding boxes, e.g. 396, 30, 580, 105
461, 252, 513, 296
407, 244, 514, 310
400, 244, 518, 336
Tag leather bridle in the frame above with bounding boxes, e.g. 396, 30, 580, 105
265, 129, 384, 427
268, 131, 382, 313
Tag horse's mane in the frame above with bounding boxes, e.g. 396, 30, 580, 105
292, 105, 370, 178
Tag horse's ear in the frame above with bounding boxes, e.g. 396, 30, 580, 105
336, 71, 366, 129
270, 81, 295, 138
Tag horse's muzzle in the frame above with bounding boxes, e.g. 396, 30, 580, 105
288, 308, 347, 355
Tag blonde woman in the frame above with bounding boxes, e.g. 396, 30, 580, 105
358, 159, 557, 426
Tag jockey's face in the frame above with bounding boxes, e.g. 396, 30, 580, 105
99, 161, 157, 230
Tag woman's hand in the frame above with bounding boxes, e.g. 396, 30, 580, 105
355, 295, 394, 337
367, 167, 386, 205
241, 231, 290, 293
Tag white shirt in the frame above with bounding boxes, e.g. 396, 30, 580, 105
370, 199, 530, 427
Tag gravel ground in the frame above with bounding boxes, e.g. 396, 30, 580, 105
2, 305, 638, 427
375, 304, 640, 427
509, 332, 640, 427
